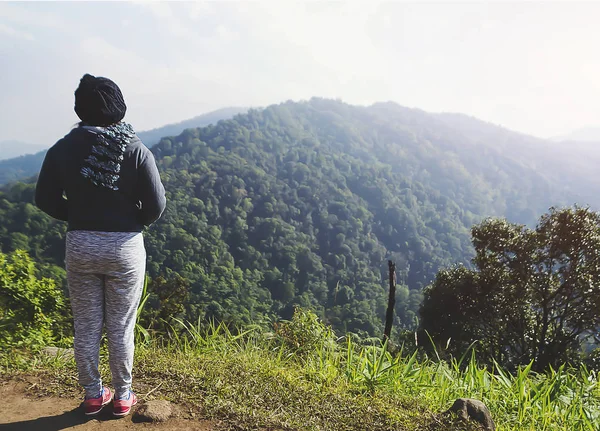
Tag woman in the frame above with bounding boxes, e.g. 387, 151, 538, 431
35, 74, 166, 417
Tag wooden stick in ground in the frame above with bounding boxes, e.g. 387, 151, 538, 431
383, 260, 396, 341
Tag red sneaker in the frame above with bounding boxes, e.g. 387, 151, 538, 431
84, 386, 112, 416
113, 391, 138, 417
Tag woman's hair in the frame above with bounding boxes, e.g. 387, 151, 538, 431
74, 74, 127, 127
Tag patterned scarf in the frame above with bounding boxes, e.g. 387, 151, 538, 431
80, 122, 135, 191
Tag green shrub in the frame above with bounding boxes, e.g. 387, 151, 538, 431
0, 250, 67, 349
274, 307, 337, 356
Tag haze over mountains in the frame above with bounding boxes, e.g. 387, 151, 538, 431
1, 101, 598, 200
138, 107, 248, 148
1, 98, 598, 335
433, 113, 600, 212
0, 107, 248, 186
553, 127, 600, 142
0, 141, 47, 161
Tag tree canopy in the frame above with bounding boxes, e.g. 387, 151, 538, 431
420, 207, 600, 370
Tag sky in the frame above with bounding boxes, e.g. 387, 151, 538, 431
1, 1, 600, 146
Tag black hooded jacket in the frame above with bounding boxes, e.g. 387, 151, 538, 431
35, 126, 166, 232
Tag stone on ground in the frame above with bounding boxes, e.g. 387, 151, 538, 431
446, 398, 495, 431
134, 400, 173, 423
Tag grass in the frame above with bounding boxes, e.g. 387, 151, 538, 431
1, 309, 599, 431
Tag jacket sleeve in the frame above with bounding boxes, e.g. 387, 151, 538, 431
137, 150, 166, 226
35, 147, 68, 221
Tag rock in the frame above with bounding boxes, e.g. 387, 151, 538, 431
133, 400, 172, 423
446, 398, 495, 431
41, 347, 74, 359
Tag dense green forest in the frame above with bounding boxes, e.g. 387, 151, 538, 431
0, 99, 589, 337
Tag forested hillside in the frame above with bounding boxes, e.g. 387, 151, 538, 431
0, 99, 586, 336
435, 113, 600, 211
0, 151, 45, 186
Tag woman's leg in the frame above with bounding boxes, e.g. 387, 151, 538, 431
66, 233, 107, 399
104, 232, 146, 400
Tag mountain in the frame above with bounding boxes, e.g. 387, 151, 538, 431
137, 107, 248, 147
0, 107, 247, 186
0, 151, 46, 186
435, 113, 600, 209
552, 126, 600, 142
0, 141, 47, 161
0, 99, 592, 336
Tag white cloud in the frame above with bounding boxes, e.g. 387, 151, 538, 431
216, 24, 238, 42
0, 3, 64, 29
234, 2, 391, 90
133, 2, 204, 42
133, 2, 242, 49
0, 23, 34, 41
186, 1, 214, 21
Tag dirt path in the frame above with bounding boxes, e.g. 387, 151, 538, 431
0, 380, 218, 431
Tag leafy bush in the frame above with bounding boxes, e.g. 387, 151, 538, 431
0, 249, 68, 349
274, 307, 337, 355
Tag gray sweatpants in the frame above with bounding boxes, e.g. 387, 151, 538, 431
66, 230, 145, 400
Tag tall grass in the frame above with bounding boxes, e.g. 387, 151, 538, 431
130, 308, 600, 430
10, 307, 600, 430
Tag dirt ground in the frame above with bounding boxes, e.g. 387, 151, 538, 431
0, 380, 218, 431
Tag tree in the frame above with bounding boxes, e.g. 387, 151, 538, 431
142, 274, 190, 333
420, 207, 600, 370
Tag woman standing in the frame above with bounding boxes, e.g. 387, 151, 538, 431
35, 74, 166, 417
